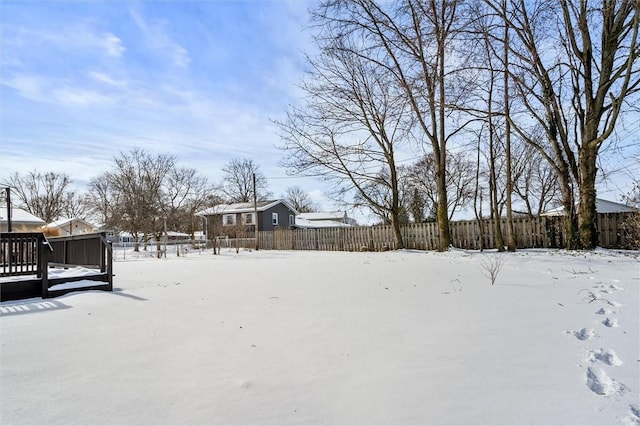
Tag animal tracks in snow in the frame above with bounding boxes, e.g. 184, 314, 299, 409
568, 279, 630, 403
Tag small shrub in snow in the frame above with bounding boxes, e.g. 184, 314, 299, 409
479, 254, 507, 285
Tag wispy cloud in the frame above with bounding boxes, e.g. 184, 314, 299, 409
1, 75, 44, 100
129, 8, 190, 68
89, 71, 126, 87
102, 33, 125, 57
53, 86, 113, 106
2, 24, 125, 59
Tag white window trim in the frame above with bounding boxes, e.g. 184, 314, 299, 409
243, 212, 254, 225
272, 212, 279, 225
223, 214, 236, 226
289, 214, 295, 226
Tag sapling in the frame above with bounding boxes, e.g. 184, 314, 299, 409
480, 254, 507, 285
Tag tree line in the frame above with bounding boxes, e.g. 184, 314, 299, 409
1, 151, 318, 250
276, 0, 639, 251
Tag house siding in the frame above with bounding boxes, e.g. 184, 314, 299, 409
260, 204, 295, 231
202, 201, 297, 238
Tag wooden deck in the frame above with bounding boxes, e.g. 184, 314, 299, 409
1, 232, 113, 302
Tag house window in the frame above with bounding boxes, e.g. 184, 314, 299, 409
223, 214, 236, 226
244, 213, 254, 225
289, 214, 295, 226
272, 212, 279, 225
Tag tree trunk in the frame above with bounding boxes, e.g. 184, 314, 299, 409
578, 146, 599, 249
503, 5, 516, 252
557, 172, 579, 250
436, 161, 451, 251
391, 212, 404, 249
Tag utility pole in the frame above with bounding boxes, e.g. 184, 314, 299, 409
253, 173, 259, 250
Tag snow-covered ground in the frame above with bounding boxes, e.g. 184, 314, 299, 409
1, 248, 639, 425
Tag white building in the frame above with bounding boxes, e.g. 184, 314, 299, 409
44, 218, 98, 236
541, 198, 637, 216
0, 207, 46, 232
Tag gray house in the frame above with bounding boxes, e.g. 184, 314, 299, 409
196, 200, 299, 238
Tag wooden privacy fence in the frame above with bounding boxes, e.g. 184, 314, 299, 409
256, 212, 638, 252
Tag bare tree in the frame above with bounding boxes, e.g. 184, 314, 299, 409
86, 173, 120, 229
3, 171, 75, 223
221, 159, 271, 203
485, 0, 640, 249
311, 0, 476, 251
102, 148, 174, 251
283, 186, 316, 213
61, 192, 91, 220
353, 168, 411, 227
511, 134, 561, 217
163, 166, 213, 239
404, 152, 475, 221
277, 15, 411, 248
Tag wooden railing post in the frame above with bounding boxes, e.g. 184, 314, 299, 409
40, 236, 52, 298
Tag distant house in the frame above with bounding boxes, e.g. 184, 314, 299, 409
295, 211, 357, 228
111, 232, 143, 246
44, 218, 97, 236
196, 200, 299, 238
0, 207, 46, 232
541, 198, 637, 216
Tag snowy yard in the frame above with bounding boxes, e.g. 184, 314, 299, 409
1, 248, 639, 425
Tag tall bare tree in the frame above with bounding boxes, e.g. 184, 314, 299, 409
221, 159, 271, 203
486, 0, 640, 249
511, 134, 561, 217
283, 186, 316, 213
283, 0, 474, 250
61, 192, 91, 220
102, 149, 174, 251
277, 15, 411, 248
163, 166, 212, 238
404, 152, 475, 221
87, 173, 120, 229
3, 171, 76, 223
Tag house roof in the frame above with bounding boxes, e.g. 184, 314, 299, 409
0, 207, 46, 225
293, 217, 353, 229
44, 217, 97, 229
297, 211, 347, 221
165, 231, 190, 237
196, 200, 299, 216
541, 198, 637, 216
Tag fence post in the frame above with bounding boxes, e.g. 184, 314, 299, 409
106, 239, 113, 291
40, 238, 51, 298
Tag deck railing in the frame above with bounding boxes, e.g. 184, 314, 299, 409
0, 232, 112, 301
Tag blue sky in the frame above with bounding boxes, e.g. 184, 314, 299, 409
0, 0, 337, 206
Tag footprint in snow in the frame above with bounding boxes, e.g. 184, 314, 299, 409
586, 367, 626, 396
602, 318, 619, 328
595, 308, 612, 315
574, 328, 595, 341
589, 349, 623, 366
609, 284, 624, 291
